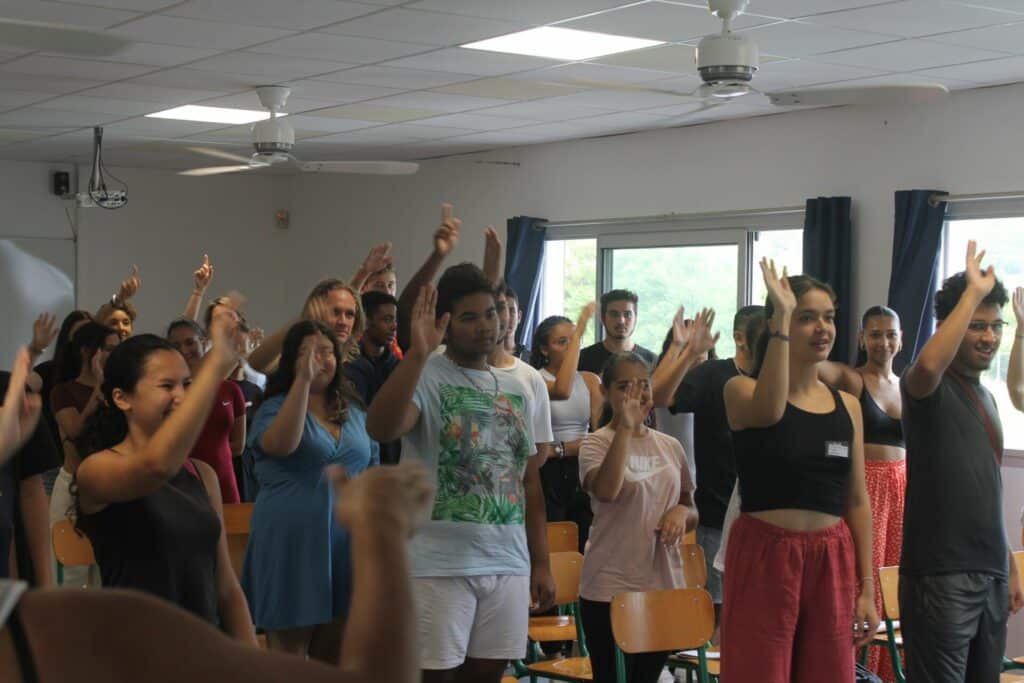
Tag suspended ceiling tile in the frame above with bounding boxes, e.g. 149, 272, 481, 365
0, 129, 50, 143
250, 33, 429, 64
384, 47, 561, 76
0, 0, 139, 27
128, 67, 271, 91
405, 0, 631, 24
188, 52, 355, 80
431, 77, 583, 100
34, 95, 163, 117
520, 62, 687, 86
367, 91, 512, 113
915, 55, 1024, 85
82, 81, 229, 104
166, 0, 380, 31
0, 107, 115, 128
282, 79, 403, 102
0, 90, 62, 111
199, 93, 339, 114
313, 65, 480, 89
821, 39, 1008, 71
0, 55, 156, 80
950, 0, 1024, 13
266, 114, 378, 133
105, 116, 231, 135
820, 72, 981, 89
530, 89, 698, 112
805, 0, 1018, 38
308, 128, 425, 145
748, 0, 916, 19
412, 111, 542, 129
595, 44, 697, 73
56, 0, 178, 10
737, 21, 898, 58
924, 21, 1024, 55
477, 98, 618, 121
303, 103, 440, 122
47, 42, 223, 67
752, 59, 889, 91
113, 15, 296, 50
361, 122, 483, 138
559, 1, 777, 42
0, 73, 105, 94
321, 8, 524, 46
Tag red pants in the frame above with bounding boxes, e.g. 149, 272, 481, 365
864, 459, 906, 682
720, 514, 857, 683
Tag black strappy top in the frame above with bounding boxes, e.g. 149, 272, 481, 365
0, 580, 38, 683
860, 387, 905, 448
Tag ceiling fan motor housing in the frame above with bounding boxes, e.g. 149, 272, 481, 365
252, 116, 295, 155
696, 31, 759, 84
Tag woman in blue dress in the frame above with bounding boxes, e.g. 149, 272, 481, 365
242, 320, 378, 662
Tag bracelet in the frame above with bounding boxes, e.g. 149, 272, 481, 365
769, 331, 791, 342
859, 577, 875, 585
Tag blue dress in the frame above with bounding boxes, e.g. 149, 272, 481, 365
241, 395, 378, 631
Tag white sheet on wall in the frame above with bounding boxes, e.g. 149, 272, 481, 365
0, 238, 75, 367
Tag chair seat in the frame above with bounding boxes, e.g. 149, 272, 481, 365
526, 656, 593, 680
502, 677, 520, 683
528, 615, 576, 642
1014, 656, 1024, 665
1001, 673, 1024, 683
668, 648, 722, 676
872, 628, 902, 646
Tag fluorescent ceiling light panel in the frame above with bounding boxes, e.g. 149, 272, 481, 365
461, 27, 663, 61
145, 105, 281, 124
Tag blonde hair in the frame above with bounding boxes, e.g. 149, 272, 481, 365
301, 278, 365, 362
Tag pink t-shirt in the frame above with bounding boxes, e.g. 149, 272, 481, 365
578, 425, 695, 603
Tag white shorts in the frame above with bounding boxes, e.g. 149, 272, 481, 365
413, 574, 530, 670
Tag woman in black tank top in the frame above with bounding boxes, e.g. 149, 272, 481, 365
74, 315, 257, 645
719, 260, 877, 683
818, 306, 906, 681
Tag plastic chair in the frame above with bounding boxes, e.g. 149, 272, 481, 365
51, 519, 95, 586
547, 521, 579, 553
222, 502, 254, 578
518, 551, 592, 682
611, 588, 715, 683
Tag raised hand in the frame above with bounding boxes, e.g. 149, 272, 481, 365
116, 264, 141, 303
208, 312, 246, 372
0, 348, 42, 464
29, 313, 58, 357
616, 379, 646, 429
295, 336, 325, 384
247, 327, 265, 353
760, 258, 796, 314
965, 240, 996, 299
671, 306, 690, 347
193, 254, 214, 293
409, 284, 450, 355
575, 301, 597, 339
362, 242, 393, 274
1014, 288, 1024, 327
688, 308, 721, 356
433, 203, 461, 258
329, 462, 435, 538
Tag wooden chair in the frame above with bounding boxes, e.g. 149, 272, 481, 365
518, 551, 592, 682
51, 519, 95, 586
871, 565, 905, 683
683, 530, 697, 546
611, 588, 715, 683
680, 544, 707, 590
547, 521, 579, 553
222, 503, 254, 579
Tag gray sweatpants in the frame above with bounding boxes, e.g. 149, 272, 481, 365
899, 572, 1008, 683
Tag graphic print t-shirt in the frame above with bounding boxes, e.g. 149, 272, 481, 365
406, 353, 536, 577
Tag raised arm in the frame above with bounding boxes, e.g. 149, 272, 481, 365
0, 348, 42, 466
27, 313, 57, 362
396, 204, 460, 352
724, 259, 796, 430
482, 226, 503, 286
584, 380, 644, 502
367, 285, 448, 442
651, 307, 719, 408
76, 321, 245, 506
247, 321, 294, 374
1008, 288, 1024, 411
904, 241, 996, 400
183, 254, 214, 322
817, 360, 864, 396
53, 352, 106, 441
95, 264, 140, 323
258, 339, 319, 457
546, 303, 595, 400
349, 243, 393, 293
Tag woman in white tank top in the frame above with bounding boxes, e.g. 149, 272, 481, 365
530, 305, 603, 551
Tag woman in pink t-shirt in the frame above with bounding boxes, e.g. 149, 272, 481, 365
579, 352, 697, 683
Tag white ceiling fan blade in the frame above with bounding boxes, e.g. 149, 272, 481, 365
184, 146, 255, 164
769, 83, 949, 108
178, 165, 257, 177
0, 18, 131, 56
297, 161, 420, 175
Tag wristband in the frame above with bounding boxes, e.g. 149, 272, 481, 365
769, 331, 790, 342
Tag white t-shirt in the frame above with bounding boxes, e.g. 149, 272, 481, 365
494, 358, 554, 446
405, 353, 537, 577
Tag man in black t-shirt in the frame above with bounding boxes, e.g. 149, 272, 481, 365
577, 289, 657, 375
655, 305, 763, 615
345, 292, 401, 464
900, 244, 1023, 682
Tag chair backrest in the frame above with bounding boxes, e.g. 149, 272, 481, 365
222, 503, 254, 578
611, 588, 714, 654
551, 551, 585, 606
680, 543, 707, 589
879, 566, 899, 620
683, 530, 697, 546
1015, 551, 1023, 579
51, 519, 95, 567
547, 521, 579, 553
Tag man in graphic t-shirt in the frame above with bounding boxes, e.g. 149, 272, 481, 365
900, 241, 1024, 683
367, 207, 554, 683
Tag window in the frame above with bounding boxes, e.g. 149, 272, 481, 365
540, 238, 597, 344
750, 229, 804, 306
942, 216, 1024, 451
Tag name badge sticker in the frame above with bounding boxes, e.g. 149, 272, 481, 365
826, 441, 850, 459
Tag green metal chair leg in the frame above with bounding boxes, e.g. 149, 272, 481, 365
614, 646, 627, 683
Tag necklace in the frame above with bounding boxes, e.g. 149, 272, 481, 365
448, 354, 500, 399
733, 358, 750, 377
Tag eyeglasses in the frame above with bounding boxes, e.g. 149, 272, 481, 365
967, 321, 1005, 334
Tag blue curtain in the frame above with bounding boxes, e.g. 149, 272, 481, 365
887, 190, 948, 373
803, 196, 853, 363
504, 216, 547, 350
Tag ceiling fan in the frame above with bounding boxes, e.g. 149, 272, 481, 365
180, 86, 420, 177
577, 0, 949, 115
0, 17, 130, 56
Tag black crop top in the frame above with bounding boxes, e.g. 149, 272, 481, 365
732, 388, 853, 517
860, 388, 904, 448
